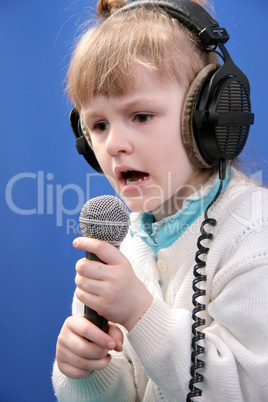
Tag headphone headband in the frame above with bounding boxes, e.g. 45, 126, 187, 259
115, 0, 229, 46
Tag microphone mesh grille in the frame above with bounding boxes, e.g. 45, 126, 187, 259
79, 195, 130, 243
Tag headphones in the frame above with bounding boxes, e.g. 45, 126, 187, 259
69, 0, 254, 173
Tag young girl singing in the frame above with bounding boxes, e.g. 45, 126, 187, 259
52, 0, 268, 400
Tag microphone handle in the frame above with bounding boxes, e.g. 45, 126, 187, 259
85, 251, 108, 334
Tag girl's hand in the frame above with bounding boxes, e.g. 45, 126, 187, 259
73, 237, 153, 331
56, 315, 123, 379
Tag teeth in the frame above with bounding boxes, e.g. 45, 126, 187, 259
126, 177, 147, 185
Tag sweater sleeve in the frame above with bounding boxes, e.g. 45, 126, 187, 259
128, 298, 193, 400
127, 257, 268, 401
52, 295, 137, 401
126, 185, 268, 401
52, 355, 136, 402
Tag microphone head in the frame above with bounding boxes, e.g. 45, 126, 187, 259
79, 195, 130, 245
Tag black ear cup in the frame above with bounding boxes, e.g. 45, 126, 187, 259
69, 109, 104, 174
192, 64, 254, 167
182, 64, 219, 168
182, 60, 254, 168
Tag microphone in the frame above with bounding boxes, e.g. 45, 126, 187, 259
79, 195, 130, 333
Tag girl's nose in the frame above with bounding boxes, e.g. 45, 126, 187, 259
105, 124, 133, 156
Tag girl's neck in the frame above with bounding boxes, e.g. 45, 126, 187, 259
152, 169, 214, 222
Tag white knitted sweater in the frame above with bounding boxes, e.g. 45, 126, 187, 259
52, 171, 268, 401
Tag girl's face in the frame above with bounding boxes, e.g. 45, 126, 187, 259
82, 66, 203, 220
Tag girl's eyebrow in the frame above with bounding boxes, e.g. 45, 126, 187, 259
83, 110, 104, 120
113, 97, 158, 112
119, 96, 161, 111
120, 98, 154, 108
84, 97, 159, 119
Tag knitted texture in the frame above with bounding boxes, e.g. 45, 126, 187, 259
52, 170, 268, 401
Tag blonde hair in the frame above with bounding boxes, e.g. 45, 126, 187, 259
67, 0, 218, 110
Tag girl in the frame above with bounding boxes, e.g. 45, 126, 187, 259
52, 0, 268, 400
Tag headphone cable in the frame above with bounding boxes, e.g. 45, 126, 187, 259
186, 159, 226, 401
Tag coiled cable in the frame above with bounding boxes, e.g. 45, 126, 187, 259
186, 160, 226, 401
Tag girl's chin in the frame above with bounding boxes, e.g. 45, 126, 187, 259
122, 197, 165, 217
123, 195, 183, 221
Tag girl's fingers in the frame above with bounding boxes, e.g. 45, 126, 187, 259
73, 237, 122, 265
59, 328, 108, 359
108, 323, 124, 352
75, 257, 108, 280
57, 343, 112, 372
57, 361, 92, 379
64, 316, 116, 350
56, 316, 116, 378
57, 346, 112, 379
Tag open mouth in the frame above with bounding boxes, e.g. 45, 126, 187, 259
121, 170, 149, 186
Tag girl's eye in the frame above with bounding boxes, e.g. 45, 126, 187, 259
93, 121, 109, 132
134, 114, 153, 123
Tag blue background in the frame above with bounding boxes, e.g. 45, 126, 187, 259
0, 1, 267, 400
